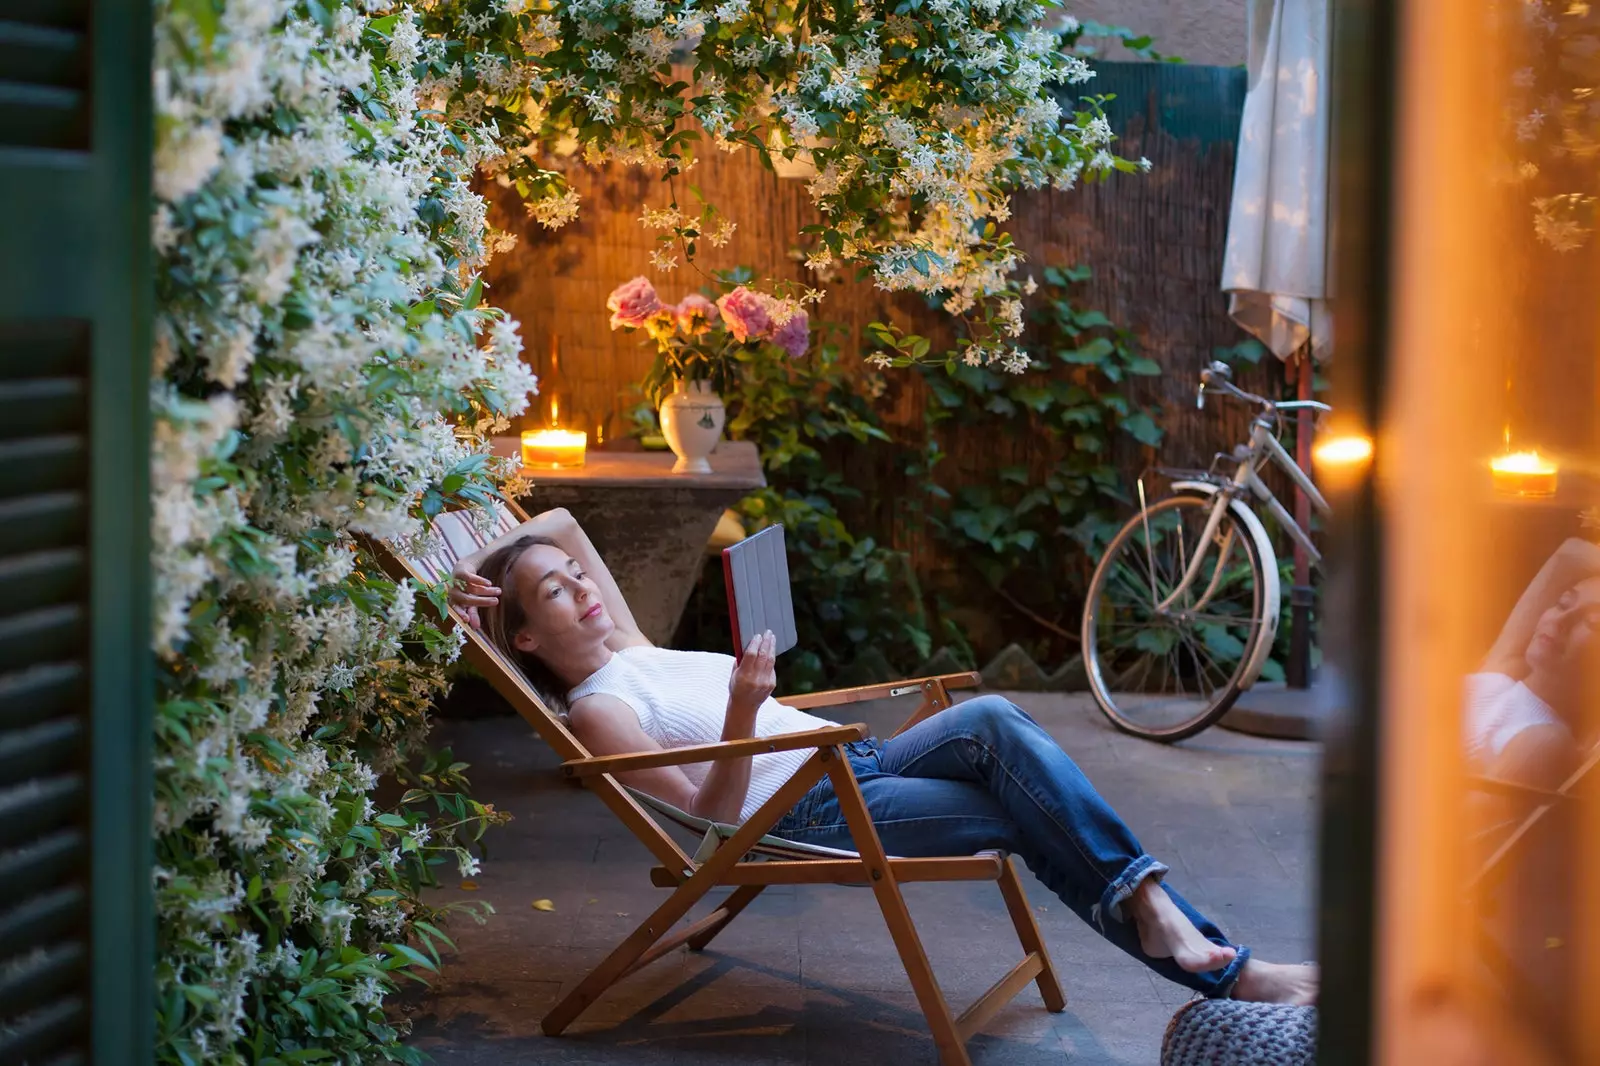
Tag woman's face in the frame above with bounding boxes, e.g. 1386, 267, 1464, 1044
1525, 576, 1600, 676
508, 543, 615, 658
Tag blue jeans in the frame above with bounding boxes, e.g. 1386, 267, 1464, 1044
771, 694, 1249, 997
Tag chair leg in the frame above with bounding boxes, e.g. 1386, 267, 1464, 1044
542, 754, 828, 1037
996, 857, 1066, 1012
542, 873, 718, 1036
824, 748, 972, 1066
687, 884, 765, 951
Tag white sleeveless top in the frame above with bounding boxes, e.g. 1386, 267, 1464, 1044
568, 645, 839, 822
1463, 672, 1570, 764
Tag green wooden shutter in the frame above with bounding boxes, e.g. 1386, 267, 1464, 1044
0, 0, 154, 1064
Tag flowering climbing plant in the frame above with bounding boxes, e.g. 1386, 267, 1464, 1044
414, 0, 1142, 371
1495, 0, 1600, 252
151, 0, 536, 1061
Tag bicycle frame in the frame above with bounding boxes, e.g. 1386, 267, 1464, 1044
1153, 413, 1331, 615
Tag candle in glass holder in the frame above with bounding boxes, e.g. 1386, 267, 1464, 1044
1490, 450, 1558, 498
521, 428, 587, 469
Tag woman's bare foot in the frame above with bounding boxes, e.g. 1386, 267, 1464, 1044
1232, 960, 1319, 1006
1127, 879, 1238, 974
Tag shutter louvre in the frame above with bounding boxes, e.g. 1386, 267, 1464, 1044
0, 0, 153, 1058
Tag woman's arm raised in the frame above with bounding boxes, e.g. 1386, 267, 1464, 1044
1482, 538, 1600, 676
452, 506, 649, 649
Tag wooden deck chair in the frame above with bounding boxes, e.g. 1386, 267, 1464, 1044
366, 499, 1066, 1066
1464, 740, 1598, 1032
1468, 739, 1599, 894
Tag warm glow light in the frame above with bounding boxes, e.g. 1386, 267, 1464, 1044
1490, 450, 1558, 497
1313, 434, 1375, 469
1489, 450, 1557, 475
521, 428, 587, 469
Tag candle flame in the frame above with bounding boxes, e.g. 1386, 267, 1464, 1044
522, 429, 587, 447
1490, 450, 1558, 476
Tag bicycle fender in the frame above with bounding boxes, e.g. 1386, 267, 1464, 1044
1169, 481, 1282, 690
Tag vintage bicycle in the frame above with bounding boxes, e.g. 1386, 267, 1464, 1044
1080, 361, 1330, 742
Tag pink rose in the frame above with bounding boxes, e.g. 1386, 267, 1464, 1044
674, 293, 721, 336
607, 275, 662, 330
716, 286, 774, 343
770, 303, 809, 358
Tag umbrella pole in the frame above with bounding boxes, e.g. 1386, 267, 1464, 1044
1288, 348, 1315, 689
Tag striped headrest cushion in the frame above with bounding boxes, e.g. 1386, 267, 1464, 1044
410, 502, 521, 584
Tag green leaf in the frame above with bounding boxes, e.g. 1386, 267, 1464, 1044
1120, 412, 1164, 446
302, 0, 333, 29
386, 942, 439, 972
1201, 625, 1248, 660
406, 299, 438, 328
1060, 337, 1115, 364
1133, 628, 1178, 655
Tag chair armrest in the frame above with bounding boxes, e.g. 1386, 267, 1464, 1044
1468, 775, 1566, 802
777, 672, 981, 711
560, 722, 870, 778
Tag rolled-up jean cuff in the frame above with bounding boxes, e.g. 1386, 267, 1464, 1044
1211, 944, 1251, 999
1092, 854, 1170, 929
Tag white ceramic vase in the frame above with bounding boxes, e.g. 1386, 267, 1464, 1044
657, 379, 725, 474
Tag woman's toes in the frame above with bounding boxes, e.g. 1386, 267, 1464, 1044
1175, 941, 1237, 974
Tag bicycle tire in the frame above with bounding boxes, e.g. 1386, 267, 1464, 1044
1080, 493, 1271, 742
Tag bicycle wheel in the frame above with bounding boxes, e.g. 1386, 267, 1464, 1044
1081, 493, 1270, 742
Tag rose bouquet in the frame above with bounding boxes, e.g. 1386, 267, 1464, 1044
607, 275, 810, 405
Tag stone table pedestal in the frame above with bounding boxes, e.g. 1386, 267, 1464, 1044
493, 438, 765, 645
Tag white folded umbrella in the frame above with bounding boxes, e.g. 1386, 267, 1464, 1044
1221, 0, 1334, 363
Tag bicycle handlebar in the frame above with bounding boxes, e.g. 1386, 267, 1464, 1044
1196, 362, 1272, 410
1196, 362, 1332, 416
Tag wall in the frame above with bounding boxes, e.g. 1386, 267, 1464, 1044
1070, 0, 1248, 67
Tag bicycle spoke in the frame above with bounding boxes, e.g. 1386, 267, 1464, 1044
1176, 625, 1229, 694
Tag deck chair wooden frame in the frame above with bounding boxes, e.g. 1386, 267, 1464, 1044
1464, 743, 1598, 1036
367, 503, 1065, 1066
1468, 741, 1599, 894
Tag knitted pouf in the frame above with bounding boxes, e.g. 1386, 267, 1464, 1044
1160, 999, 1318, 1066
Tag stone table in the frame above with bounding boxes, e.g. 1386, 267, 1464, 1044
492, 438, 766, 645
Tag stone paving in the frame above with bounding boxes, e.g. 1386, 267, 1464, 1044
397, 690, 1320, 1066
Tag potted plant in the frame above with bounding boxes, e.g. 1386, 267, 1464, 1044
606, 275, 810, 473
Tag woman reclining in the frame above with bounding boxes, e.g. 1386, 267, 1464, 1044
449, 506, 1318, 1005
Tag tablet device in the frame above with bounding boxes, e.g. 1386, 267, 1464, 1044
721, 524, 798, 660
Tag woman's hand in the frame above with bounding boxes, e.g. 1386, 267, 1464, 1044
448, 563, 500, 630
727, 631, 777, 725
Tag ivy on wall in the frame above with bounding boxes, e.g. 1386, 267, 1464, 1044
907, 264, 1164, 662
672, 264, 1165, 683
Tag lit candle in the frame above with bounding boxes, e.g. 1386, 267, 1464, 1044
1490, 450, 1558, 498
521, 428, 587, 469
